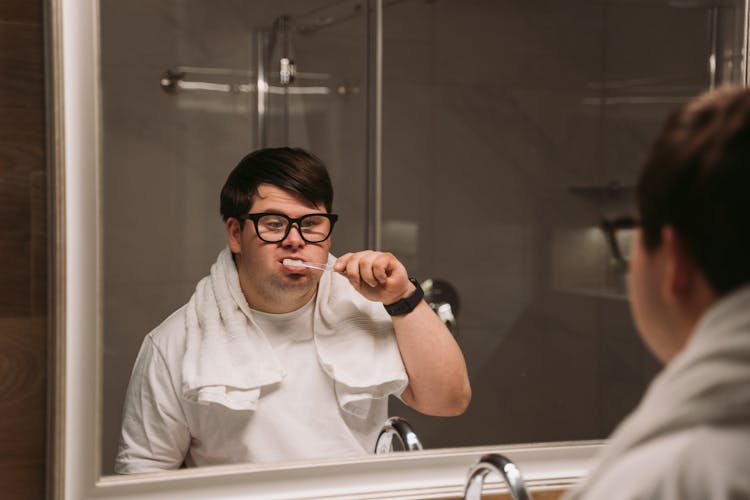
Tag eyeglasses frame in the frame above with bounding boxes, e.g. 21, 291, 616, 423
600, 215, 639, 271
237, 212, 339, 243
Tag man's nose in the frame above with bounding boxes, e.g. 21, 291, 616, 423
282, 224, 305, 247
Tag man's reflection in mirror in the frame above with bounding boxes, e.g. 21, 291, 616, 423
115, 147, 471, 473
567, 86, 750, 499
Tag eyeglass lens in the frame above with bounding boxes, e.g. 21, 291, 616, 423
256, 214, 332, 242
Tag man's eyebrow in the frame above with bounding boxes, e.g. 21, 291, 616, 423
254, 208, 287, 214
253, 208, 324, 215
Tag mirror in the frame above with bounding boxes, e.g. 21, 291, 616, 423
52, 0, 748, 498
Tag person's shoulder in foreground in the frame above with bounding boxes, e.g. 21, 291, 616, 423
567, 86, 750, 500
577, 415, 750, 499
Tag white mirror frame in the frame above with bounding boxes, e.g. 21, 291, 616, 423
50, 0, 602, 498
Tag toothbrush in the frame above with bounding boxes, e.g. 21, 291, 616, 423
282, 258, 333, 272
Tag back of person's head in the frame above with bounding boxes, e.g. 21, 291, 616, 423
637, 85, 750, 295
220, 147, 334, 223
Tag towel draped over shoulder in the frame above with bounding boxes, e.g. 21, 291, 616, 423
181, 247, 408, 416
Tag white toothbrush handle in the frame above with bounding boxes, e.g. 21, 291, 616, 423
305, 262, 332, 271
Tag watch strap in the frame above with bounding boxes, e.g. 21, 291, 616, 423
384, 277, 424, 316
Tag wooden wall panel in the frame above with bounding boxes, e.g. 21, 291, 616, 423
0, 0, 48, 499
0, 318, 47, 499
0, 0, 41, 25
0, 5, 46, 317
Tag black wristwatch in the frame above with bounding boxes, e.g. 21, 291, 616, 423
384, 277, 424, 316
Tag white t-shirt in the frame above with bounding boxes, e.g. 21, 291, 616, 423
238, 298, 387, 463
115, 297, 389, 473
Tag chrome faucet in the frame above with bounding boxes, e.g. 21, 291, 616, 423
464, 453, 531, 500
374, 416, 423, 454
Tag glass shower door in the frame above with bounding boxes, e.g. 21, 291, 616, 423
381, 0, 747, 449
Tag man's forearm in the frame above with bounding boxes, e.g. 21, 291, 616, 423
392, 300, 471, 416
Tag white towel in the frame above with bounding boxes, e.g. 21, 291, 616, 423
314, 253, 409, 417
181, 247, 408, 415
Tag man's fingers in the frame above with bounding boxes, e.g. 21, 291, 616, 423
372, 254, 391, 284
336, 251, 407, 300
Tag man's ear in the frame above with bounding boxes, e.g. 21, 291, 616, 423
226, 218, 242, 253
660, 225, 696, 304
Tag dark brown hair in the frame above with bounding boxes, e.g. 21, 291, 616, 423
220, 147, 334, 224
637, 86, 750, 295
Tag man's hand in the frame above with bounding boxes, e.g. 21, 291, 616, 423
333, 251, 415, 305
335, 249, 471, 417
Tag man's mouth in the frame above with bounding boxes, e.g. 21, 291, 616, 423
280, 258, 308, 273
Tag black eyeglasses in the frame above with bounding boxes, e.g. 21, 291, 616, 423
600, 215, 639, 271
238, 212, 339, 243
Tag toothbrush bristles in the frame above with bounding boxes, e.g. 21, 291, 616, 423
282, 258, 329, 271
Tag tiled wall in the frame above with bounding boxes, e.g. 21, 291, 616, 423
0, 0, 48, 498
